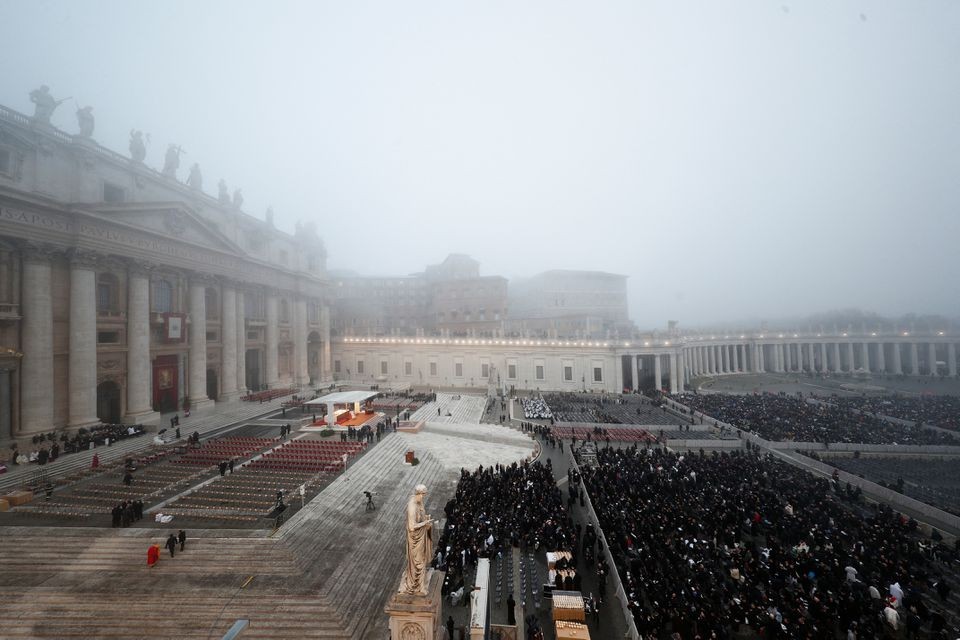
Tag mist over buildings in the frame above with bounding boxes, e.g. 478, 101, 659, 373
2, 0, 957, 329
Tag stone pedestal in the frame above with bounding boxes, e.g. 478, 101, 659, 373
385, 569, 445, 640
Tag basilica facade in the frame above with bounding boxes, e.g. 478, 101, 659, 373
0, 102, 331, 442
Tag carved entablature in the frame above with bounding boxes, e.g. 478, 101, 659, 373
0, 125, 30, 182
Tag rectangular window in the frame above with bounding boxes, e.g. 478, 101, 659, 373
380, 360, 388, 375
564, 366, 573, 382
429, 361, 438, 376
404, 361, 412, 376
455, 363, 463, 377
481, 363, 489, 378
357, 360, 364, 375
508, 364, 517, 379
334, 360, 341, 373
593, 366, 603, 383
103, 182, 125, 203
535, 365, 544, 380
206, 330, 218, 342
97, 331, 120, 344
0, 148, 10, 176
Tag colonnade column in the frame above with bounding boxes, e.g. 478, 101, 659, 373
875, 343, 885, 373
295, 298, 309, 386
804, 343, 812, 372
653, 354, 662, 391
68, 251, 99, 428
860, 342, 870, 373
948, 344, 957, 377
220, 286, 239, 401
188, 280, 214, 410
831, 343, 841, 372
235, 290, 247, 395
0, 368, 10, 441
845, 343, 855, 372
669, 352, 679, 394
891, 343, 903, 375
733, 344, 740, 372
20, 251, 54, 434
819, 343, 827, 373
928, 343, 938, 376
321, 305, 331, 381
614, 355, 623, 393
784, 343, 792, 372
265, 294, 280, 388
697, 347, 704, 375
124, 266, 160, 423
909, 343, 919, 375
630, 354, 639, 391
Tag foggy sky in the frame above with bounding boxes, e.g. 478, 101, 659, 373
2, 0, 958, 329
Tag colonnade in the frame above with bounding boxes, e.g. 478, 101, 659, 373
683, 339, 959, 379
16, 246, 329, 436
622, 352, 685, 394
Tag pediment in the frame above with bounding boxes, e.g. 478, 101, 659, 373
81, 203, 245, 255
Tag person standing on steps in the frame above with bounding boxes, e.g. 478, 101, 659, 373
165, 533, 177, 558
446, 615, 455, 640
178, 529, 186, 552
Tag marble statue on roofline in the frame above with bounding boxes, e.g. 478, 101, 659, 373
162, 144, 184, 178
218, 179, 230, 204
30, 85, 68, 123
76, 106, 94, 138
186, 163, 203, 191
129, 130, 147, 163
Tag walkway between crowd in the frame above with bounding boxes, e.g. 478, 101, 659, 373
409, 392, 486, 424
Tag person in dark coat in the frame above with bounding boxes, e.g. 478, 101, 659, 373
507, 593, 516, 625
178, 529, 186, 552
446, 615, 455, 639
165, 533, 177, 558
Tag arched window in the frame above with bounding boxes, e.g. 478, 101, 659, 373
97, 273, 120, 312
153, 279, 173, 313
205, 288, 219, 320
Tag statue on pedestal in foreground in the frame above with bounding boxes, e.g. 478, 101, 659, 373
30, 85, 68, 124
129, 130, 147, 163
399, 484, 434, 596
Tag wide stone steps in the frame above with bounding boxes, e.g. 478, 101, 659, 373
0, 591, 350, 639
0, 534, 297, 577
410, 393, 486, 424
278, 433, 452, 638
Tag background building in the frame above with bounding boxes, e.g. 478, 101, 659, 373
507, 270, 633, 338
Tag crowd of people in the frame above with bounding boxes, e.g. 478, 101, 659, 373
672, 392, 959, 445
7, 423, 146, 466
111, 499, 144, 527
580, 445, 959, 638
821, 394, 960, 432
434, 460, 577, 600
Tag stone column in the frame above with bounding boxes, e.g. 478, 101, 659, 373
891, 343, 903, 374
188, 280, 214, 410
0, 368, 11, 441
860, 342, 870, 373
265, 293, 280, 388
653, 354, 662, 391
831, 343, 841, 373
20, 251, 54, 434
220, 286, 239, 401
68, 251, 99, 427
706, 346, 714, 374
321, 304, 331, 381
948, 343, 957, 377
695, 347, 703, 375
819, 343, 827, 372
928, 343, 938, 376
875, 342, 885, 373
845, 342, 855, 372
734, 344, 741, 372
723, 345, 730, 373
236, 290, 247, 395
909, 343, 919, 375
295, 298, 309, 386
124, 266, 160, 424
784, 343, 792, 372
775, 344, 784, 372
669, 352, 678, 393
630, 354, 639, 390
